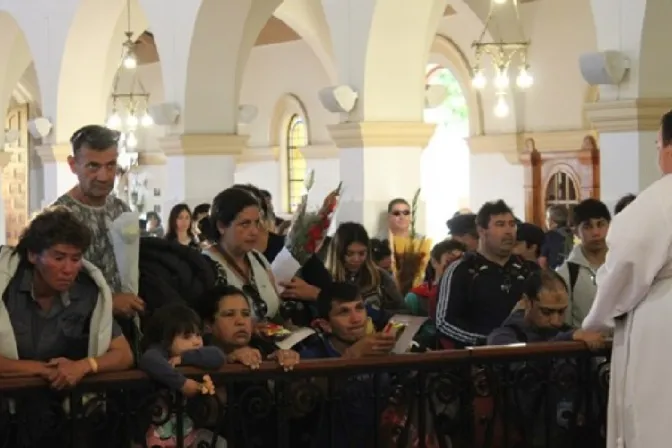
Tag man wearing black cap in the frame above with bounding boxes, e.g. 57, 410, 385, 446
436, 200, 539, 348
446, 213, 478, 251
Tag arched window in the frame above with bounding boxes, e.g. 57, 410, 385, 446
286, 115, 308, 212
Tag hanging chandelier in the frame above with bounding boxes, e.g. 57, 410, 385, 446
105, 0, 153, 153
471, 0, 533, 118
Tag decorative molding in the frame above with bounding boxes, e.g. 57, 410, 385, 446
138, 151, 166, 165
238, 142, 338, 163
301, 143, 338, 159
0, 151, 11, 169
35, 143, 71, 163
328, 122, 436, 149
584, 98, 672, 132
468, 130, 595, 164
238, 146, 277, 163
159, 134, 248, 156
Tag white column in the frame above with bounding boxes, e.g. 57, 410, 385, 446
329, 122, 435, 236
585, 99, 672, 210
159, 134, 247, 209
35, 144, 78, 206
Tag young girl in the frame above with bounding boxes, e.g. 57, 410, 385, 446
139, 304, 228, 448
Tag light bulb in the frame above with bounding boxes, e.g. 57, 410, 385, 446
126, 114, 139, 129
494, 95, 510, 118
126, 131, 138, 149
516, 66, 534, 89
123, 53, 137, 69
493, 0, 507, 4
494, 69, 509, 89
472, 70, 487, 89
106, 113, 122, 130
140, 112, 154, 127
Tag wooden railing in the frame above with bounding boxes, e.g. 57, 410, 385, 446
0, 342, 610, 448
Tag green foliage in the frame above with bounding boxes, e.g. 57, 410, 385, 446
428, 68, 469, 125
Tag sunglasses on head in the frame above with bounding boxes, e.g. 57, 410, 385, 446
391, 210, 411, 217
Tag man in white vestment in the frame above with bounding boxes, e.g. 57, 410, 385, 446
583, 110, 672, 448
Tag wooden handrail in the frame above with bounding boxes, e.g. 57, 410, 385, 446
0, 341, 609, 392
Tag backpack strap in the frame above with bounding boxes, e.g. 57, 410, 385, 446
567, 261, 580, 300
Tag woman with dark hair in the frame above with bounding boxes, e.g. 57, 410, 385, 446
231, 184, 285, 262
0, 207, 133, 445
145, 211, 164, 238
202, 187, 281, 321
370, 238, 392, 273
326, 222, 404, 312
164, 203, 198, 248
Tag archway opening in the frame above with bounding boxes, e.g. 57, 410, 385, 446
421, 63, 470, 243
0, 12, 42, 245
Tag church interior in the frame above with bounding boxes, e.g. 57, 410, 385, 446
2, 0, 667, 245
2, 1, 672, 447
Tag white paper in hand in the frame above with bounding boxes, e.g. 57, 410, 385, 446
275, 327, 316, 350
388, 314, 428, 354
270, 247, 302, 293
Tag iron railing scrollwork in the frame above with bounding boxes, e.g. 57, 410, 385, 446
0, 342, 611, 448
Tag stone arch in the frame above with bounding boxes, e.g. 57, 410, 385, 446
274, 0, 337, 84
359, 0, 448, 121
637, 0, 672, 97
53, 0, 135, 142
429, 35, 485, 136
269, 93, 311, 149
184, 0, 282, 134
269, 93, 310, 211
0, 12, 41, 128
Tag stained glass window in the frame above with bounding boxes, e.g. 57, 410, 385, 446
286, 115, 308, 212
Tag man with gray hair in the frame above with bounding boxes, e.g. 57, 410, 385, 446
539, 205, 573, 269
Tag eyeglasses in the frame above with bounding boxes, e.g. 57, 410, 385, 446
391, 210, 411, 217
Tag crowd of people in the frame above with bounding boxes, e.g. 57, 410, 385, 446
3, 112, 672, 447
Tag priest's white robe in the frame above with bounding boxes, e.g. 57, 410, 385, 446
583, 174, 672, 448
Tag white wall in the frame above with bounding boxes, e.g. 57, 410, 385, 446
238, 40, 339, 212
469, 153, 525, 219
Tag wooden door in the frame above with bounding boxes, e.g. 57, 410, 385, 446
520, 136, 600, 227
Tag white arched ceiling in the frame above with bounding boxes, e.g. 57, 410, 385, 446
53, 0, 130, 142
635, 0, 672, 98
183, 0, 282, 134
13, 64, 41, 107
274, 0, 337, 84
359, 0, 449, 121
0, 12, 39, 119
429, 35, 484, 136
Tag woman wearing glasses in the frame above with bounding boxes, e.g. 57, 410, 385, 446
202, 187, 281, 321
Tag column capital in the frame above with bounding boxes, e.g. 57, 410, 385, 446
584, 98, 672, 133
138, 151, 167, 165
35, 143, 71, 163
0, 151, 11, 169
327, 122, 436, 149
159, 134, 248, 156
